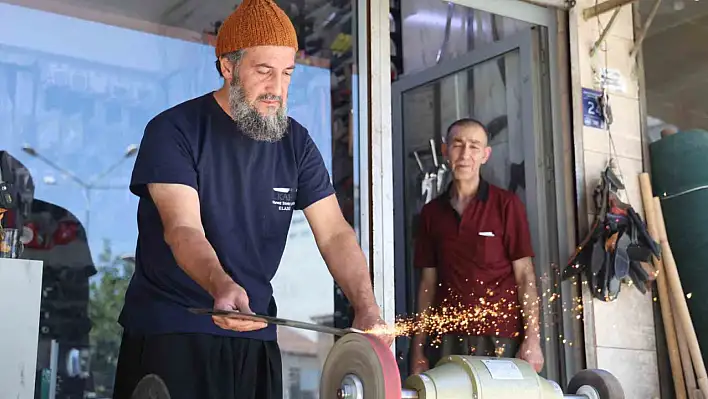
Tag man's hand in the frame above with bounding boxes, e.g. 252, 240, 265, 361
211, 276, 267, 332
516, 338, 544, 372
353, 307, 395, 347
511, 257, 543, 372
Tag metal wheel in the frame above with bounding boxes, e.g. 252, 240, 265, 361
131, 374, 172, 399
567, 369, 624, 399
320, 333, 402, 399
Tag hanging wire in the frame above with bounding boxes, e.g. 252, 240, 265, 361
593, 0, 627, 197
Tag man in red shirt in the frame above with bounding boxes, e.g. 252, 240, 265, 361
410, 118, 544, 374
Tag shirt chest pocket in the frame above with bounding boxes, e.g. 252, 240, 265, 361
261, 187, 298, 238
473, 232, 507, 265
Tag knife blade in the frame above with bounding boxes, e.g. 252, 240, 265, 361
188, 308, 366, 337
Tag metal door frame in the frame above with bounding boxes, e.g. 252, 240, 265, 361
391, 28, 563, 382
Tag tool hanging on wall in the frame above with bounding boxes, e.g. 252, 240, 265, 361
435, 2, 455, 64
563, 167, 661, 301
413, 139, 451, 208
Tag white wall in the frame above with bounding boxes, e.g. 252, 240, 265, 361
0, 259, 43, 399
569, 3, 660, 398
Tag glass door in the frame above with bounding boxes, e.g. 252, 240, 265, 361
392, 27, 562, 382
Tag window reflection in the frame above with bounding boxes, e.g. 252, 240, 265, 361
0, 1, 360, 397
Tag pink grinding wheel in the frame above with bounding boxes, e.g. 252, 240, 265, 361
320, 333, 402, 399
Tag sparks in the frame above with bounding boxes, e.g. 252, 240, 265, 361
362, 267, 587, 349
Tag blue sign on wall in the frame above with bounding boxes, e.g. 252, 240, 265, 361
582, 88, 606, 130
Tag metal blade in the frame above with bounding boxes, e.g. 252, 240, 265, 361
188, 308, 365, 336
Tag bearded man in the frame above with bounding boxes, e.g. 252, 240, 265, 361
112, 1, 391, 398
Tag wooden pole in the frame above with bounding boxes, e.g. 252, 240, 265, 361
639, 173, 687, 399
676, 317, 699, 399
653, 196, 708, 398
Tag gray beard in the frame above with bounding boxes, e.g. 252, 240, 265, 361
228, 77, 289, 142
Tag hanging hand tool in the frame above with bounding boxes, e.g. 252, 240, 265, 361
563, 166, 660, 301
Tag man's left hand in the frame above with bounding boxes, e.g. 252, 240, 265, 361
352, 307, 395, 347
516, 339, 544, 373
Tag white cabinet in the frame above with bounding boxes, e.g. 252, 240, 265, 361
0, 259, 43, 399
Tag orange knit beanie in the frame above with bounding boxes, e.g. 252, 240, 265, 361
215, 0, 298, 57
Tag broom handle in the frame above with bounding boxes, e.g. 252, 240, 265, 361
652, 196, 708, 398
676, 312, 699, 398
639, 173, 686, 399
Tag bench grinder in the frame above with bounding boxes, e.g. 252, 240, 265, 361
320, 334, 625, 399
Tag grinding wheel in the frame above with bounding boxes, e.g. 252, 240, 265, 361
320, 333, 401, 399
567, 369, 625, 399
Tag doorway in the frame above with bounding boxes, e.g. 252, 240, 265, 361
391, 26, 565, 382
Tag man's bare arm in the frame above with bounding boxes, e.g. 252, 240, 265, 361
148, 183, 233, 298
512, 257, 541, 343
411, 267, 437, 351
303, 194, 379, 315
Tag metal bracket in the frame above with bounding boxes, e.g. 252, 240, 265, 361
589, 7, 622, 57
518, 0, 574, 8
583, 0, 638, 20
630, 0, 663, 58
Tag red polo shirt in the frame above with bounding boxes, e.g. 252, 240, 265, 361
414, 180, 534, 339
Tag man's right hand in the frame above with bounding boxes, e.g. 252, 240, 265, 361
147, 183, 267, 332
210, 277, 267, 332
410, 349, 430, 375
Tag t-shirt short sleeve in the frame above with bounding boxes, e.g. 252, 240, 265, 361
295, 133, 335, 210
414, 205, 437, 268
503, 194, 535, 261
130, 115, 198, 198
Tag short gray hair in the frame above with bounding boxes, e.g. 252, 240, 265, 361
445, 117, 489, 144
215, 49, 246, 77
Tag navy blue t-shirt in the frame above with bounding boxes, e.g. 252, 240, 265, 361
118, 92, 335, 341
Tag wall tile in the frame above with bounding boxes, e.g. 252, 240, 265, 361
587, 4, 635, 42
593, 286, 657, 351
582, 95, 642, 159
595, 347, 660, 399
574, 0, 635, 41
576, 25, 639, 100
582, 129, 642, 161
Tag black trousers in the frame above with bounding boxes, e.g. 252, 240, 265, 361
113, 331, 282, 399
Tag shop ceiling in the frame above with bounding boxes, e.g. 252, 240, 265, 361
13, 0, 706, 130
22, 0, 340, 34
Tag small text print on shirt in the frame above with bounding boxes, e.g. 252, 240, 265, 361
272, 188, 297, 211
